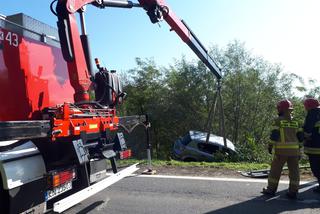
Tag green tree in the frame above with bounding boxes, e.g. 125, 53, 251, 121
119, 41, 302, 162
119, 58, 170, 158
210, 41, 302, 161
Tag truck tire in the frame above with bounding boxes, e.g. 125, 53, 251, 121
0, 176, 9, 213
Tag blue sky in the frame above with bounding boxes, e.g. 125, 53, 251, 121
2, 0, 320, 83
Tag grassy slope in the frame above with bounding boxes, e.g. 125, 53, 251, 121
118, 159, 271, 171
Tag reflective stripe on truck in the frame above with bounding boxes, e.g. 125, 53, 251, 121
53, 163, 139, 213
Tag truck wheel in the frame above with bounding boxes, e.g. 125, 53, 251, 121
0, 176, 9, 213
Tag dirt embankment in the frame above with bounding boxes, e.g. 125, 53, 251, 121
137, 165, 315, 181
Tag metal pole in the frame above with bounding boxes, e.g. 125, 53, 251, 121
79, 10, 87, 35
142, 114, 156, 174
217, 80, 227, 147
79, 9, 94, 77
146, 117, 152, 170
205, 81, 219, 144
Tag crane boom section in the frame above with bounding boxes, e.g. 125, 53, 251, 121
138, 0, 222, 79
56, 0, 97, 102
57, 0, 222, 103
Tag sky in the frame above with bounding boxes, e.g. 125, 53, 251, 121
1, 0, 320, 84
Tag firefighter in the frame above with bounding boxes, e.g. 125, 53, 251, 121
303, 97, 320, 193
262, 99, 303, 199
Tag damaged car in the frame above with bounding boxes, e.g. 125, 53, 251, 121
172, 130, 236, 162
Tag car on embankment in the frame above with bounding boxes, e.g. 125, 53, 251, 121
172, 130, 236, 162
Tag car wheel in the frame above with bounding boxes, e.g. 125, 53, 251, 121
0, 176, 9, 213
183, 157, 197, 162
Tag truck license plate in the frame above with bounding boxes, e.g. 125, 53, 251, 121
46, 182, 72, 201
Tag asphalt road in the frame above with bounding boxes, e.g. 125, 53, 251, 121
65, 175, 320, 214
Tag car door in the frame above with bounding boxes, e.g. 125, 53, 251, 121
182, 140, 203, 161
196, 142, 220, 161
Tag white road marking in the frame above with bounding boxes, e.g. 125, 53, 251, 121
299, 183, 318, 192
299, 199, 320, 204
105, 172, 320, 204
96, 197, 110, 211
136, 175, 320, 204
276, 197, 320, 204
129, 174, 314, 185
265, 194, 320, 204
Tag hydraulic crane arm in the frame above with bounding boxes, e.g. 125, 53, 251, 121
56, 0, 221, 103
56, 0, 96, 102
99, 0, 222, 79
56, 0, 141, 103
137, 0, 222, 79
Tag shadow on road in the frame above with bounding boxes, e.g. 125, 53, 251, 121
77, 201, 105, 214
205, 181, 320, 214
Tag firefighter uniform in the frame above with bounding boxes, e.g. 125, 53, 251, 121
262, 99, 302, 199
303, 98, 320, 193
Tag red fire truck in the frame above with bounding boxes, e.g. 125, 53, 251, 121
0, 0, 221, 213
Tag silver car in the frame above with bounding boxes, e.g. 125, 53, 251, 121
172, 130, 236, 162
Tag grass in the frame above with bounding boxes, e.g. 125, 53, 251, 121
118, 159, 271, 171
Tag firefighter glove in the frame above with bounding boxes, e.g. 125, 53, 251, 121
296, 131, 304, 142
268, 145, 273, 154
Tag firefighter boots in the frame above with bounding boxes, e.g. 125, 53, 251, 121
261, 187, 275, 196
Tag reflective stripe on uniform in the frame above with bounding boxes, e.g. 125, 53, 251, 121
304, 147, 320, 155
280, 127, 285, 143
280, 120, 289, 127
315, 121, 320, 134
273, 119, 301, 155
269, 141, 275, 145
280, 120, 299, 128
275, 142, 299, 149
279, 120, 299, 143
275, 144, 299, 149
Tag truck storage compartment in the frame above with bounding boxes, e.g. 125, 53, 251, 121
0, 140, 47, 213
0, 13, 74, 121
